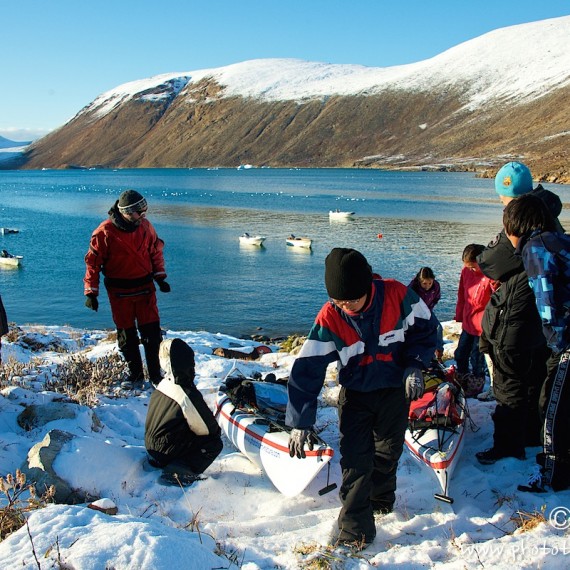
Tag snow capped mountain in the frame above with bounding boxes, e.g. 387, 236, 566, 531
20, 16, 570, 180
85, 15, 570, 116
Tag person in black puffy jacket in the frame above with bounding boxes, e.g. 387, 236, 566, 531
503, 195, 570, 492
475, 162, 563, 465
476, 231, 550, 463
145, 338, 223, 477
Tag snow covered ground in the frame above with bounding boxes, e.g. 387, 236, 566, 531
0, 322, 568, 569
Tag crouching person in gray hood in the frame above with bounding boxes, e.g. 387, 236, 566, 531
145, 338, 223, 484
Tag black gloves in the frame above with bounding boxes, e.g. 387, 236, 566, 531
288, 428, 318, 459
403, 367, 425, 400
85, 294, 98, 312
157, 279, 171, 293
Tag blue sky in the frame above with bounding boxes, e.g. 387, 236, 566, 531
1, 0, 568, 141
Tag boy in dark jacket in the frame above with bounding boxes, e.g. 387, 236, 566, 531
503, 195, 570, 492
286, 248, 437, 548
145, 338, 223, 483
476, 237, 549, 463
476, 162, 563, 463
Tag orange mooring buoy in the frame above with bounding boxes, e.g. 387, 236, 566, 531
377, 233, 383, 239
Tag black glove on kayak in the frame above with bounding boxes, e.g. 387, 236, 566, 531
157, 279, 171, 293
85, 294, 98, 312
288, 428, 317, 459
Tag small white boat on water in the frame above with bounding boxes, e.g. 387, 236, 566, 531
215, 374, 335, 497
0, 228, 19, 235
329, 210, 355, 220
239, 233, 266, 246
0, 250, 23, 267
286, 234, 312, 249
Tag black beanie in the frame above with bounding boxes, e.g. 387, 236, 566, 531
118, 189, 147, 213
325, 248, 372, 300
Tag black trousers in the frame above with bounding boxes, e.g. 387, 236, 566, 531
489, 344, 548, 454
117, 321, 162, 382
148, 427, 223, 474
538, 349, 570, 491
526, 344, 550, 447
337, 385, 408, 542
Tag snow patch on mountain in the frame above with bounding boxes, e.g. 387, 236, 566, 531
88, 75, 192, 118
83, 16, 570, 122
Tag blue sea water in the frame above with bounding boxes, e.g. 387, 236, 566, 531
0, 168, 568, 338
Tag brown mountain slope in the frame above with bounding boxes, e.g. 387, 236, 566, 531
21, 78, 570, 182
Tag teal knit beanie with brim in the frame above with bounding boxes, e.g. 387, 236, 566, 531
494, 161, 533, 198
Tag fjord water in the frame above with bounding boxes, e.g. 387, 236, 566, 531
1, 168, 568, 338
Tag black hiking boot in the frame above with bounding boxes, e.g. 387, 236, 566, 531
476, 447, 525, 465
159, 461, 206, 487
330, 530, 375, 551
371, 500, 393, 515
120, 373, 145, 391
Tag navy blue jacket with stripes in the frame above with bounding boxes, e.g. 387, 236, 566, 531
285, 278, 438, 429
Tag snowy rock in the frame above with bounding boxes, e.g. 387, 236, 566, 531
17, 402, 78, 431
21, 429, 96, 504
88, 498, 118, 515
17, 401, 103, 433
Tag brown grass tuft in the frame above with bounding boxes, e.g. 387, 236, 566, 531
0, 356, 43, 389
511, 507, 547, 533
45, 352, 129, 406
0, 470, 55, 542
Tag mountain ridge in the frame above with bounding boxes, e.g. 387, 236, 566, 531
18, 16, 570, 182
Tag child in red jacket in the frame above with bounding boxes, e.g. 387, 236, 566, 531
454, 244, 496, 393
